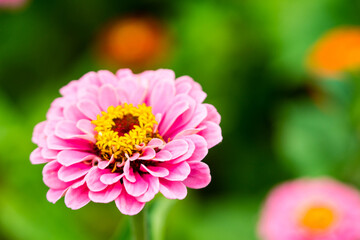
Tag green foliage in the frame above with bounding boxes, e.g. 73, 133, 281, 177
275, 99, 353, 176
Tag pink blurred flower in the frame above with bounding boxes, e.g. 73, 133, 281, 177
30, 69, 222, 215
258, 178, 360, 240
0, 0, 27, 9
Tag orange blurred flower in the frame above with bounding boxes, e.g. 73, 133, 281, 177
307, 27, 360, 78
97, 16, 170, 69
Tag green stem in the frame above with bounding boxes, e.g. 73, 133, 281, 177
131, 207, 148, 240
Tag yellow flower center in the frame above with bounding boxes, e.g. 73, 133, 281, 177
300, 206, 336, 232
92, 103, 160, 163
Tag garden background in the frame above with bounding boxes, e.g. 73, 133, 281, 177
1, 0, 360, 239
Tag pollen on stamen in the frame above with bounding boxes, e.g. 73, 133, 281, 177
91, 103, 161, 163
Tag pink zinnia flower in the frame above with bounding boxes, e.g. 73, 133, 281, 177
30, 69, 222, 215
258, 178, 360, 240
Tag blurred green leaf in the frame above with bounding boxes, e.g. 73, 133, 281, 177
275, 99, 353, 176
166, 195, 260, 240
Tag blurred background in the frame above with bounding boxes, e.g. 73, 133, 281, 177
1, 0, 360, 239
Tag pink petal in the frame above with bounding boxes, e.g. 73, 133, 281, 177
170, 138, 195, 164
46, 104, 63, 120
47, 188, 67, 203
95, 70, 119, 86
32, 121, 46, 144
180, 104, 208, 131
164, 96, 196, 137
55, 120, 84, 139
144, 69, 175, 81
176, 76, 207, 103
116, 89, 130, 105
127, 79, 148, 105
100, 173, 123, 185
153, 150, 172, 161
198, 121, 223, 148
85, 167, 108, 192
128, 152, 140, 161
175, 81, 192, 95
173, 127, 204, 139
204, 103, 221, 124
60, 80, 78, 96
71, 178, 86, 188
77, 99, 101, 120
136, 174, 159, 202
142, 69, 175, 95
98, 70, 119, 85
164, 162, 191, 181
98, 84, 119, 111
123, 172, 149, 197
57, 150, 96, 167
159, 179, 187, 200
190, 88, 207, 104
117, 78, 138, 101
44, 120, 57, 136
64, 184, 90, 210
140, 164, 169, 177
116, 68, 134, 78
183, 162, 211, 189
41, 148, 59, 160
80, 71, 101, 86
155, 113, 162, 131
124, 160, 136, 182
76, 119, 96, 135
138, 147, 156, 160
150, 78, 176, 115
162, 139, 188, 159
30, 148, 49, 164
158, 100, 189, 135
36, 132, 47, 148
147, 138, 165, 148
89, 182, 122, 203
77, 85, 98, 101
183, 135, 208, 162
47, 135, 91, 151
43, 161, 71, 189
63, 104, 86, 122
98, 160, 112, 169
115, 191, 145, 216
58, 163, 92, 182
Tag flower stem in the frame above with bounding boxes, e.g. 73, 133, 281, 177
131, 207, 148, 240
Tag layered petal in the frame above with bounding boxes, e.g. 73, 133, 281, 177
115, 191, 145, 215
30, 148, 49, 164
159, 179, 187, 200
64, 184, 91, 210
89, 182, 122, 203
183, 162, 211, 189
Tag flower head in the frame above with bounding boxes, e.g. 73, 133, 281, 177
307, 27, 360, 78
258, 178, 360, 240
30, 69, 222, 215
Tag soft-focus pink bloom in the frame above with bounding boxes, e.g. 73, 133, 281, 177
258, 178, 360, 240
30, 69, 222, 215
0, 0, 27, 9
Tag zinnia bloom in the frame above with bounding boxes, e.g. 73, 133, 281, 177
30, 69, 222, 215
307, 27, 360, 78
258, 178, 360, 240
